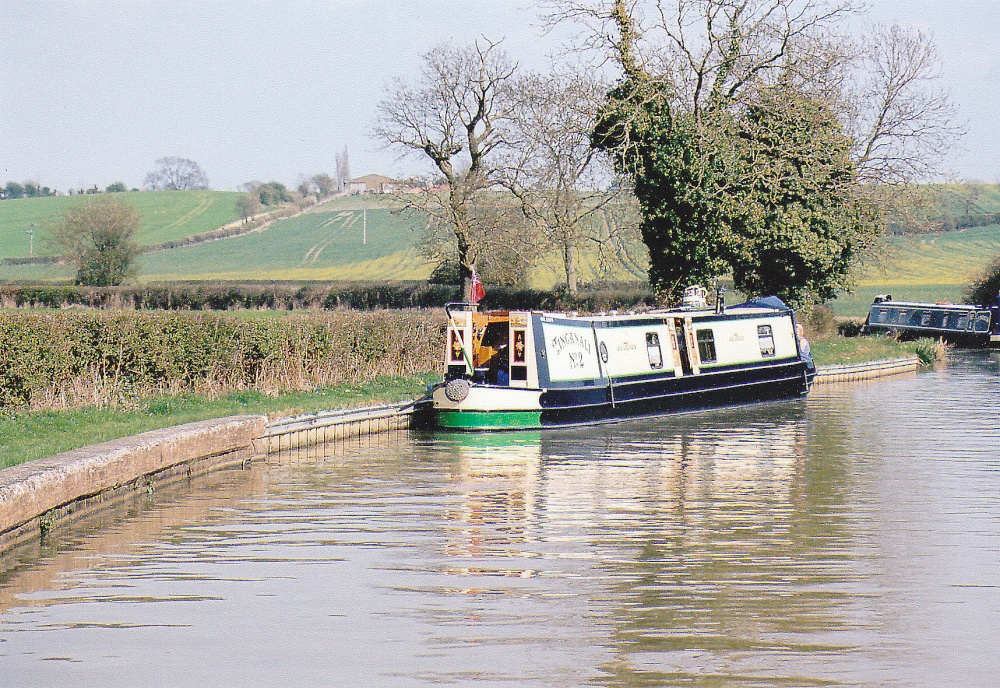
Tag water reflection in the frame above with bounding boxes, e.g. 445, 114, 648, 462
2, 355, 1000, 686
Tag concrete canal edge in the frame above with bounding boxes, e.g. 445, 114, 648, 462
0, 355, 918, 557
0, 415, 267, 555
0, 402, 420, 556
813, 355, 921, 384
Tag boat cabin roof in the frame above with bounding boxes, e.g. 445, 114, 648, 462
870, 300, 984, 312
455, 305, 789, 322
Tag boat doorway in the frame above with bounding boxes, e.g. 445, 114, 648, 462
674, 319, 694, 376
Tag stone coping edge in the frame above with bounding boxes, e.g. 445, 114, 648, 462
0, 415, 266, 554
814, 356, 920, 384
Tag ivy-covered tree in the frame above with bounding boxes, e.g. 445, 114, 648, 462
594, 84, 736, 299
725, 87, 881, 305
551, 0, 959, 305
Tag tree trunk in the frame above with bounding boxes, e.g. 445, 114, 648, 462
564, 239, 578, 295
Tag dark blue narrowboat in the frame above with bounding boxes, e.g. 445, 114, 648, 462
862, 294, 1000, 346
429, 286, 815, 431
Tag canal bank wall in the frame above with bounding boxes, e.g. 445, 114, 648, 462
0, 403, 419, 556
813, 356, 920, 384
0, 357, 919, 555
0, 415, 267, 555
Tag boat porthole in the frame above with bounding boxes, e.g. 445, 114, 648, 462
599, 341, 608, 363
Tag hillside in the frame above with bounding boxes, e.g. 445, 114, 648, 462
139, 206, 431, 281
2, 187, 998, 314
834, 223, 1000, 316
0, 190, 242, 259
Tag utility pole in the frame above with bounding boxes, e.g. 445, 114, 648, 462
26, 226, 34, 257
363, 208, 367, 245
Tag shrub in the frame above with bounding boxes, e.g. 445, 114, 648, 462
914, 337, 949, 365
51, 195, 141, 286
966, 254, 1000, 306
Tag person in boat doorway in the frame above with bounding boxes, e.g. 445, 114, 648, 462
489, 343, 510, 386
797, 324, 815, 373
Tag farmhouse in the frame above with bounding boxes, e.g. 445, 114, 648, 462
348, 174, 399, 195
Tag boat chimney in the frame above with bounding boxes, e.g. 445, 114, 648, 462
715, 285, 725, 314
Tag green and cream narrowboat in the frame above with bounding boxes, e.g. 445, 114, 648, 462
430, 288, 815, 431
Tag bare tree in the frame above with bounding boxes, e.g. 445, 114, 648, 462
144, 157, 209, 191
237, 193, 262, 223
374, 39, 518, 292
848, 23, 961, 185
336, 146, 351, 192
502, 69, 621, 294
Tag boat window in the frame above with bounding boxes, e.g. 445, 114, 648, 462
757, 325, 775, 357
920, 311, 932, 326
480, 322, 508, 347
957, 315, 968, 330
696, 329, 717, 364
897, 309, 909, 324
976, 313, 991, 332
646, 332, 663, 369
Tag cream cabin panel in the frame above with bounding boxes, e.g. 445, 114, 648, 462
597, 324, 675, 378
542, 321, 603, 382
596, 326, 649, 378
692, 315, 797, 368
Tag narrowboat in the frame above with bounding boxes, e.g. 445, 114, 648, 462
862, 294, 1000, 346
429, 287, 815, 431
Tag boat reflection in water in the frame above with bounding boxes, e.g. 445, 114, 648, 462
439, 401, 807, 532
439, 402, 871, 685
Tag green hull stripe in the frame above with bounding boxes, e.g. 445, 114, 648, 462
436, 409, 542, 430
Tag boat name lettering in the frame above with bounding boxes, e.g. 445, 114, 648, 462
729, 333, 745, 342
617, 342, 637, 351
550, 331, 592, 357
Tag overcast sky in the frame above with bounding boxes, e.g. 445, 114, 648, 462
1, 0, 997, 192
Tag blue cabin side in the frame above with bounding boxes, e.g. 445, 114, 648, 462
864, 296, 997, 345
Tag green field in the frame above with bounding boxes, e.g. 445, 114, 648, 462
3, 190, 1000, 311
139, 206, 431, 281
834, 223, 1000, 316
0, 190, 242, 259
928, 183, 1000, 215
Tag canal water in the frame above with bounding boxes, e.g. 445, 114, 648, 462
2, 352, 1000, 686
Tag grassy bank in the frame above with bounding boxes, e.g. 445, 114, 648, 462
811, 332, 943, 366
0, 373, 438, 469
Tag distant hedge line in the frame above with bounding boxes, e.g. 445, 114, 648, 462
0, 310, 445, 410
0, 281, 657, 313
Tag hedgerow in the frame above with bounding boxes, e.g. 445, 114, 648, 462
0, 310, 444, 410
0, 281, 656, 313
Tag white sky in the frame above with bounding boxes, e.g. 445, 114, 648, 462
1, 0, 997, 192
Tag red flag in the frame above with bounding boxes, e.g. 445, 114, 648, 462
469, 266, 486, 305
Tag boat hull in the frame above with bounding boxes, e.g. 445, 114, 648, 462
431, 360, 810, 431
